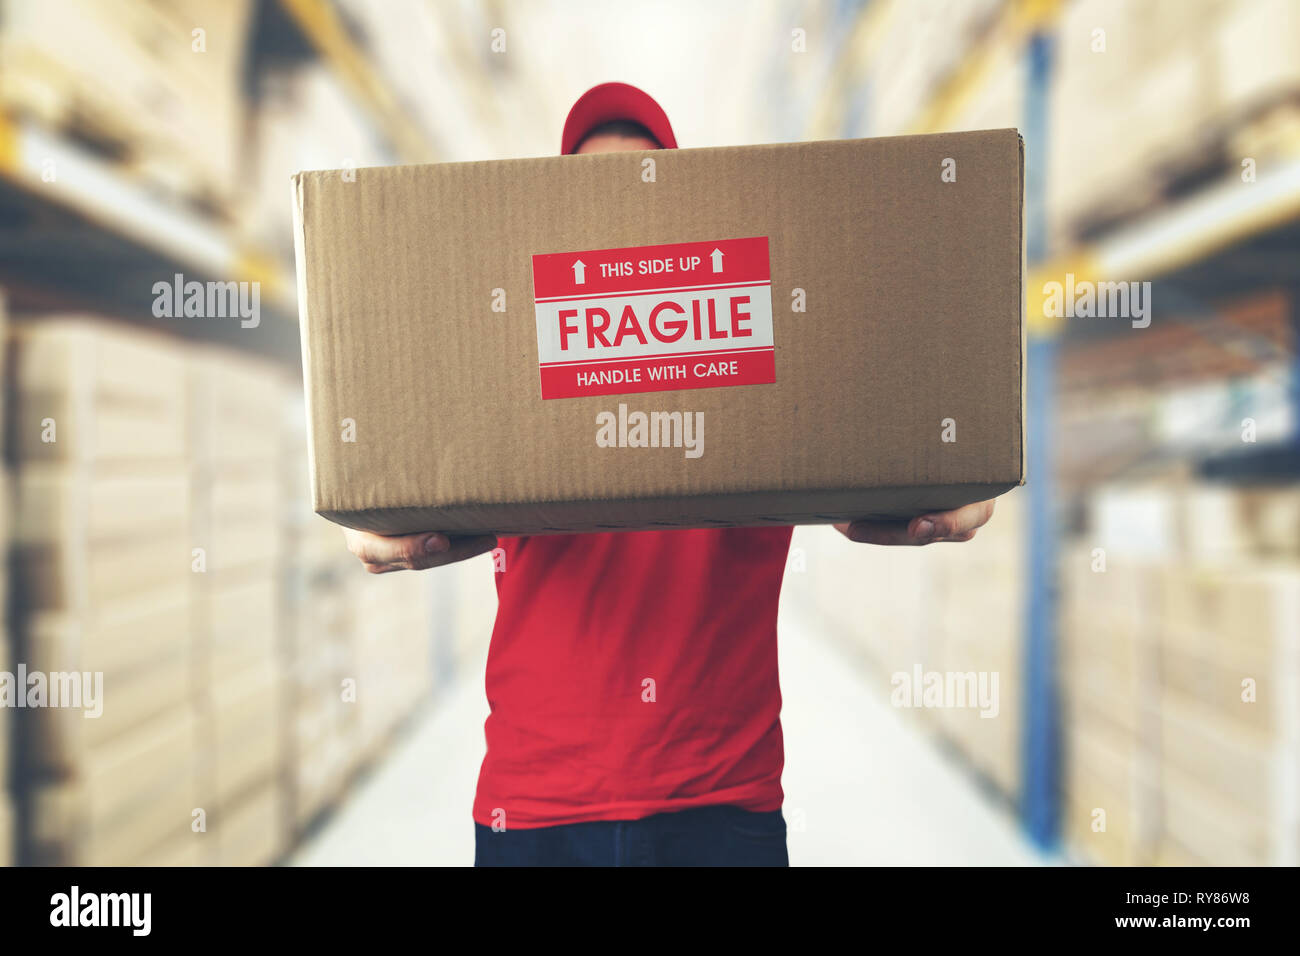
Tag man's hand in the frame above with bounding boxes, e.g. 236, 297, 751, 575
835, 499, 995, 547
343, 528, 498, 573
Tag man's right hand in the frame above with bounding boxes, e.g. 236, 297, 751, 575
343, 528, 498, 574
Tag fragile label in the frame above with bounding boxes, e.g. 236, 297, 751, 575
531, 236, 775, 399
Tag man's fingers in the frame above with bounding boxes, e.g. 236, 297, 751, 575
839, 498, 997, 546
838, 519, 919, 546
345, 528, 449, 568
433, 534, 500, 567
352, 532, 496, 571
910, 499, 995, 540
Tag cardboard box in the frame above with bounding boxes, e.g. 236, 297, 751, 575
202, 578, 278, 684
204, 659, 282, 806
293, 130, 1024, 535
1161, 764, 1285, 867
215, 782, 284, 866
0, 631, 10, 786
29, 706, 198, 865
136, 832, 204, 867
1063, 723, 1159, 867
189, 348, 291, 468
7, 319, 189, 464
24, 643, 190, 775
0, 0, 252, 205
0, 794, 12, 866
15, 463, 191, 544
18, 531, 192, 610
32, 769, 199, 867
24, 588, 191, 687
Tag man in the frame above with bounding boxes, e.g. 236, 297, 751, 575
344, 83, 996, 866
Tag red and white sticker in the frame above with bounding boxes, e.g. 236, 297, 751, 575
531, 236, 774, 400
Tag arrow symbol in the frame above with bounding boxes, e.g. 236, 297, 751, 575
572, 259, 586, 284
710, 248, 724, 273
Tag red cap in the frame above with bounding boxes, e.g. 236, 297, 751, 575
561, 82, 678, 155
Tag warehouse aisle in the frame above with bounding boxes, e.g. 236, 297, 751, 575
292, 610, 1044, 867
289, 647, 490, 867
777, 607, 1044, 866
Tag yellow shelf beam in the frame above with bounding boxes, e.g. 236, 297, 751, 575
278, 0, 437, 164
907, 0, 1063, 136
1029, 153, 1300, 337
0, 109, 295, 319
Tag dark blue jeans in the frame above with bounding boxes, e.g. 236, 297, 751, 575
475, 805, 788, 867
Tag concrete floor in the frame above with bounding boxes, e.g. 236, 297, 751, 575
291, 612, 1044, 866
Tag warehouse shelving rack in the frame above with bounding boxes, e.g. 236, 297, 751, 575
813, 0, 1300, 852
0, 0, 441, 365
0, 0, 455, 865
275, 0, 438, 165
0, 108, 302, 360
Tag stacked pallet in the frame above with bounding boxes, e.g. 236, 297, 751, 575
927, 489, 1025, 798
1059, 544, 1161, 866
352, 570, 435, 757
8, 318, 201, 865
1048, 0, 1300, 244
0, 610, 9, 865
858, 0, 1004, 136
0, 0, 253, 209
0, 533, 10, 864
190, 347, 291, 866
240, 63, 387, 262
1061, 481, 1300, 867
281, 405, 363, 832
0, 296, 10, 866
1154, 557, 1299, 866
280, 405, 439, 833
1216, 0, 1300, 163
1, 314, 445, 863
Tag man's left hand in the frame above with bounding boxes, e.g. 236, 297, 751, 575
834, 499, 996, 546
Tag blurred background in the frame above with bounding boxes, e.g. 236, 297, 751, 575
0, 0, 1297, 867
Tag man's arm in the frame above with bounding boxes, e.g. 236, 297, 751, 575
343, 528, 498, 573
835, 499, 995, 546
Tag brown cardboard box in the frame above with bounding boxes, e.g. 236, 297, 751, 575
29, 706, 198, 865
32, 768, 199, 867
24, 641, 189, 775
0, 630, 10, 788
136, 832, 204, 867
215, 782, 284, 866
19, 531, 192, 611
15, 464, 191, 543
0, 794, 12, 866
206, 658, 281, 806
189, 348, 290, 469
7, 319, 189, 465
24, 589, 191, 688
0, 0, 252, 205
293, 130, 1024, 535
0, 795, 11, 866
1064, 723, 1159, 867
203, 578, 277, 684
1161, 764, 1282, 868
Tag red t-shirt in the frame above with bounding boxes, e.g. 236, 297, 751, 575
473, 526, 793, 828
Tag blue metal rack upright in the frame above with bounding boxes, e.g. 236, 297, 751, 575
1020, 26, 1059, 850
